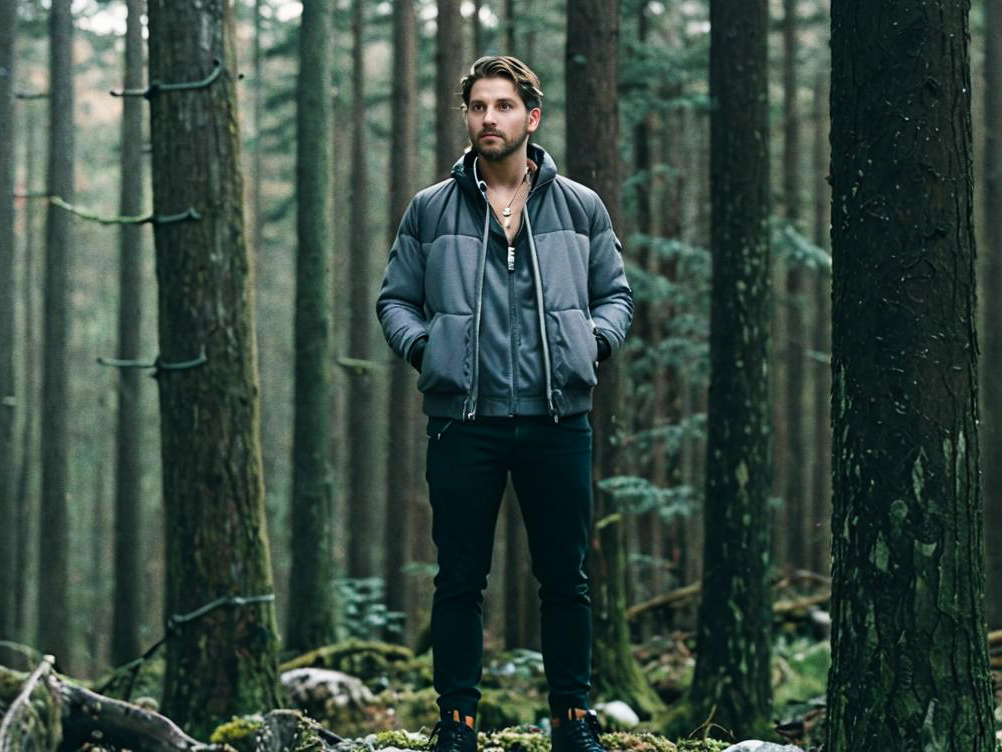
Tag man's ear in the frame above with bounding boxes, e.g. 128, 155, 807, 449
527, 107, 542, 133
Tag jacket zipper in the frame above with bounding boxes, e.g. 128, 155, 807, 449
464, 173, 492, 421
523, 208, 558, 422
466, 165, 557, 422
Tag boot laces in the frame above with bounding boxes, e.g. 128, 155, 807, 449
428, 719, 475, 752
560, 711, 604, 752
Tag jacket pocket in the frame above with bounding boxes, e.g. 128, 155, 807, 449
547, 309, 599, 389
417, 312, 474, 394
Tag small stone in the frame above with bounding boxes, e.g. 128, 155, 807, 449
594, 700, 639, 728
721, 742, 805, 752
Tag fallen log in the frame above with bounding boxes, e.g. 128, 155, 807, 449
0, 663, 227, 752
54, 675, 228, 752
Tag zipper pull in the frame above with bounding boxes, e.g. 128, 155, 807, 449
507, 246, 515, 272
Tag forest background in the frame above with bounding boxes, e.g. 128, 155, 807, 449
1, 0, 1000, 748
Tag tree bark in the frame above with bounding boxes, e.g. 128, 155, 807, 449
38, 0, 75, 670
345, 0, 377, 586
146, 0, 281, 736
384, 0, 419, 626
781, 0, 809, 571
982, 0, 1002, 629
287, 0, 337, 653
826, 1, 994, 749
566, 0, 661, 718
435, 0, 464, 181
111, 0, 146, 667
14, 103, 40, 641
809, 68, 832, 578
689, 0, 773, 738
0, 0, 17, 652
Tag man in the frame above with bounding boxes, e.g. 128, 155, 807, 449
376, 56, 632, 752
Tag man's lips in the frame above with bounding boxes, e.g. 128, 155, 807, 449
480, 133, 501, 140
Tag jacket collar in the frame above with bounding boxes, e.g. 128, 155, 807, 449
451, 142, 558, 200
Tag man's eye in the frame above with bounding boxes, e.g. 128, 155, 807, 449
500, 103, 511, 110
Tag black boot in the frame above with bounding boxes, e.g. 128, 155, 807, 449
550, 709, 606, 752
428, 713, 477, 752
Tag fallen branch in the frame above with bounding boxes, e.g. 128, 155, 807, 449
52, 675, 226, 752
627, 576, 831, 622
0, 655, 55, 748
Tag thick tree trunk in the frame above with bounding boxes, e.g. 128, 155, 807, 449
983, 0, 1002, 629
111, 0, 146, 667
435, 0, 464, 180
147, 0, 281, 736
826, 1, 994, 749
38, 0, 75, 670
0, 0, 17, 649
566, 0, 662, 718
689, 0, 773, 738
287, 0, 336, 653
384, 0, 418, 627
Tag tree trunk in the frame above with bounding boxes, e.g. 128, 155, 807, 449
38, 0, 74, 670
384, 0, 419, 627
435, 0, 464, 181
689, 0, 773, 738
566, 0, 662, 718
287, 0, 336, 653
14, 104, 41, 641
111, 0, 146, 667
147, 0, 280, 736
345, 0, 376, 586
0, 0, 17, 651
809, 68, 831, 578
781, 0, 809, 571
826, 1, 994, 749
472, 0, 483, 57
983, 0, 1002, 629
504, 0, 516, 55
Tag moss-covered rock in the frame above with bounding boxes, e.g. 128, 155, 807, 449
478, 688, 548, 730
210, 710, 340, 752
210, 715, 265, 750
282, 641, 423, 692
600, 731, 677, 752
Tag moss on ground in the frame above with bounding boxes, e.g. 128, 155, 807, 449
210, 715, 265, 749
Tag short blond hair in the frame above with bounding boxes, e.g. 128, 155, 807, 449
459, 56, 544, 112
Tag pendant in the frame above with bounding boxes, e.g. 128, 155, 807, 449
502, 207, 512, 218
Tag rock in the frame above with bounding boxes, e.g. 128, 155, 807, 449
721, 742, 806, 752
595, 700, 640, 728
282, 667, 376, 708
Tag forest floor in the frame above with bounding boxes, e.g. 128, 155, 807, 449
4, 599, 1002, 751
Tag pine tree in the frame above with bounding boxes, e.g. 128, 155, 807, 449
147, 0, 281, 734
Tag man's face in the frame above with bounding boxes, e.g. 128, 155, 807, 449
465, 77, 541, 162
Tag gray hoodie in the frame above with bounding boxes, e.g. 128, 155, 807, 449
376, 144, 633, 421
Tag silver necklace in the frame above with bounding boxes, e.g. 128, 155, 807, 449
492, 167, 530, 231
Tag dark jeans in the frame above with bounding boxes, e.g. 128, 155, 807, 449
425, 412, 594, 721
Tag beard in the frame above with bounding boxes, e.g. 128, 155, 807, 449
473, 121, 530, 161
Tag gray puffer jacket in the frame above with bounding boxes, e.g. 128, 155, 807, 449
376, 143, 633, 421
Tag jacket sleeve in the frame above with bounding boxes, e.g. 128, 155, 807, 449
588, 195, 634, 357
376, 197, 428, 363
